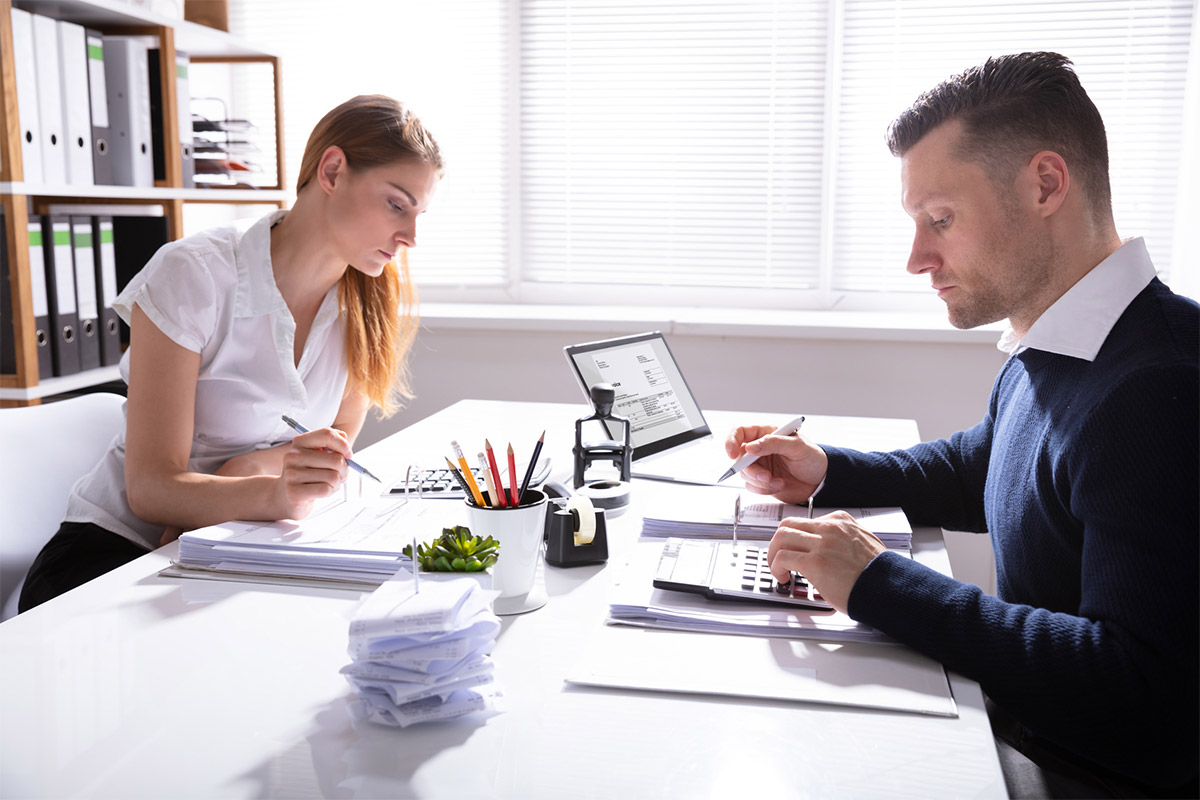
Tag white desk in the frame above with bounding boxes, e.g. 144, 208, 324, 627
0, 400, 1006, 799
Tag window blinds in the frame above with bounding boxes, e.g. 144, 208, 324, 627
227, 0, 1193, 301
831, 0, 1195, 294
520, 0, 829, 291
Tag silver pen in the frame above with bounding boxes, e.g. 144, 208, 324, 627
718, 415, 806, 483
280, 414, 382, 483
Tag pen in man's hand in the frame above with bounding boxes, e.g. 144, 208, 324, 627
717, 415, 806, 483
280, 414, 382, 483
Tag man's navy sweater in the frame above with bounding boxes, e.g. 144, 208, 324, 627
817, 278, 1198, 790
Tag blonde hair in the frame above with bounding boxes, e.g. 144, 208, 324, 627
295, 95, 444, 417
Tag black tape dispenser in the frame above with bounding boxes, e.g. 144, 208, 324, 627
544, 492, 609, 567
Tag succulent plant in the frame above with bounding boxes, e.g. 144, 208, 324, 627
402, 525, 500, 572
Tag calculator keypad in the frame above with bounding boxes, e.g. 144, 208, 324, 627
390, 468, 483, 496
730, 545, 824, 604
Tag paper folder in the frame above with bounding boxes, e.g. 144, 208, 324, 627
70, 217, 102, 371
10, 8, 44, 184
93, 216, 122, 366
42, 216, 81, 376
85, 30, 114, 185
103, 37, 154, 187
25, 221, 55, 379
31, 13, 69, 186
57, 20, 95, 187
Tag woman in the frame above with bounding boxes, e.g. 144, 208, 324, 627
19, 95, 443, 611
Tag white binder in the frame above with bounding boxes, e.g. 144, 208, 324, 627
56, 20, 95, 187
102, 37, 154, 187
10, 8, 44, 184
176, 51, 195, 187
31, 13, 68, 186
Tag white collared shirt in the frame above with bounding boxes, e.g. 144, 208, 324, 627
66, 210, 349, 549
997, 237, 1158, 361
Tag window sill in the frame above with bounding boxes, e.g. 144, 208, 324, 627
418, 303, 1005, 345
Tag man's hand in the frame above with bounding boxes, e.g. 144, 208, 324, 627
724, 424, 829, 504
767, 510, 886, 614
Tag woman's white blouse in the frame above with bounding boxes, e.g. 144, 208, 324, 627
66, 210, 349, 549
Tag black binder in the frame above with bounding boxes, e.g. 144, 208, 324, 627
70, 216, 102, 371
93, 216, 122, 366
42, 215, 82, 376
86, 29, 115, 185
149, 48, 195, 187
111, 214, 170, 346
25, 217, 55, 379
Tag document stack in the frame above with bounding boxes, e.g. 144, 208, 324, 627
640, 485, 913, 549
171, 494, 444, 588
343, 578, 504, 727
607, 541, 893, 644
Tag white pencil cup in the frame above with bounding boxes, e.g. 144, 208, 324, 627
464, 489, 548, 599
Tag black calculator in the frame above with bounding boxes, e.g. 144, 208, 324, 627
386, 457, 552, 499
653, 537, 833, 610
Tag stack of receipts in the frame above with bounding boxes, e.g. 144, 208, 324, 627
608, 540, 891, 644
640, 485, 913, 549
168, 494, 446, 588
344, 577, 504, 727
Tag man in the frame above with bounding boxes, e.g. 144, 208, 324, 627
726, 52, 1197, 797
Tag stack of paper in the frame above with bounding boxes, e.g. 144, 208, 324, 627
344, 577, 504, 727
169, 495, 447, 588
608, 541, 892, 644
640, 485, 913, 549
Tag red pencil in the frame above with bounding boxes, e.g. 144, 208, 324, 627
484, 439, 508, 507
507, 443, 520, 506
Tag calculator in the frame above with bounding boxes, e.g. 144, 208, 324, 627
653, 537, 833, 610
386, 457, 553, 499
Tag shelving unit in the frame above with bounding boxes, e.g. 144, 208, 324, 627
0, 0, 287, 404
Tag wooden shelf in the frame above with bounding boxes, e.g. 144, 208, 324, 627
1, 0, 286, 403
0, 365, 121, 401
12, 0, 276, 56
0, 182, 289, 202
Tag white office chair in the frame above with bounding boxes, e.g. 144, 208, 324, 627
0, 392, 126, 621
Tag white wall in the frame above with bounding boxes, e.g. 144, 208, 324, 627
361, 321, 1007, 592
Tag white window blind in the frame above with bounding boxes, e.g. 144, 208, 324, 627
225, 1, 1195, 304
520, 0, 829, 292
227, 0, 510, 286
832, 0, 1195, 295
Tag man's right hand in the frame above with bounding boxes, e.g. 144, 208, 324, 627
724, 424, 829, 505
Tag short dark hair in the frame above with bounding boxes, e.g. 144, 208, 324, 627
886, 52, 1111, 219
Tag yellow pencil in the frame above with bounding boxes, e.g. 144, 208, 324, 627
451, 440, 487, 506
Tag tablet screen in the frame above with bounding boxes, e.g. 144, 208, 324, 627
564, 331, 711, 459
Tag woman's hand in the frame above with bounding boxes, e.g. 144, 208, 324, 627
271, 426, 354, 520
724, 424, 829, 504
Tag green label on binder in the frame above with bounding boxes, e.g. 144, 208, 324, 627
75, 232, 93, 248
178, 64, 188, 79
100, 227, 114, 244
28, 230, 42, 247
53, 229, 70, 246
88, 43, 103, 61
